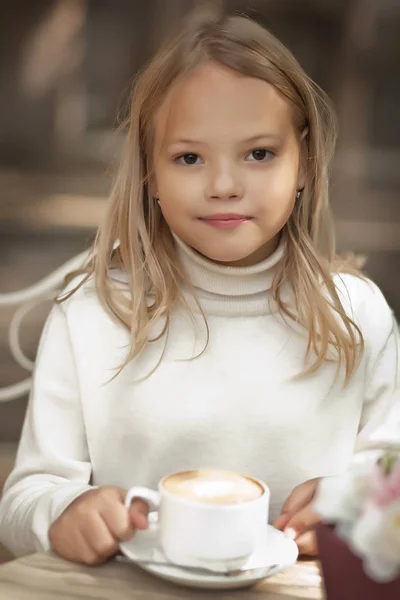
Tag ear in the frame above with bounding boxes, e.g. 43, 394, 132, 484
297, 126, 308, 191
148, 175, 158, 199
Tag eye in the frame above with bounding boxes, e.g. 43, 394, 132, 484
176, 153, 203, 165
246, 149, 274, 162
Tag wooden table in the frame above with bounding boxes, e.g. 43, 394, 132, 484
0, 552, 324, 599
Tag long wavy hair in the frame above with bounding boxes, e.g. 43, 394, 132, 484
58, 6, 364, 382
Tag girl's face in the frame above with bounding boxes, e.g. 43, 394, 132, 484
153, 61, 305, 267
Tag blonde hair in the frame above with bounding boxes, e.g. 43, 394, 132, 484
59, 6, 364, 382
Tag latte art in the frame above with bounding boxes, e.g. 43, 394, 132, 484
162, 469, 263, 505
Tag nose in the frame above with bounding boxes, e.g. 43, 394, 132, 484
206, 163, 244, 201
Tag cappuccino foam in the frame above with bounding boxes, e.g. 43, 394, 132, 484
162, 469, 263, 505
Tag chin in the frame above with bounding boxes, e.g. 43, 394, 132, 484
198, 246, 255, 265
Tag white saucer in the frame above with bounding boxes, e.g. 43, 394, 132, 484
119, 519, 298, 590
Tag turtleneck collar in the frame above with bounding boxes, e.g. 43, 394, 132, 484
172, 232, 286, 316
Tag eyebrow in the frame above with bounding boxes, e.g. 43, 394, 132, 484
167, 133, 283, 147
243, 133, 283, 143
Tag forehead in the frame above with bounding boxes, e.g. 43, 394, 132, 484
153, 61, 295, 148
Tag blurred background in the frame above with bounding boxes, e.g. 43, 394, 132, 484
0, 0, 399, 559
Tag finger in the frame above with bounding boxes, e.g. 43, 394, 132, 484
81, 512, 119, 561
75, 528, 106, 565
51, 525, 97, 565
129, 499, 149, 530
273, 513, 291, 531
295, 530, 318, 557
99, 500, 135, 543
284, 501, 321, 539
280, 480, 318, 517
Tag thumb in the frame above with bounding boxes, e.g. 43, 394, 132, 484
283, 501, 321, 540
125, 496, 150, 530
280, 479, 319, 517
273, 513, 291, 531
118, 488, 150, 530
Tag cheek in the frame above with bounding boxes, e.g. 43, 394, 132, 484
156, 167, 200, 207
252, 160, 298, 210
262, 190, 296, 230
155, 169, 197, 233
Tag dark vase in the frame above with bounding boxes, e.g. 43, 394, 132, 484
316, 522, 400, 600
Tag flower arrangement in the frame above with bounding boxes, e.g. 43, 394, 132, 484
315, 449, 400, 598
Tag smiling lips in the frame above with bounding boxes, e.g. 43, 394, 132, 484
199, 214, 252, 229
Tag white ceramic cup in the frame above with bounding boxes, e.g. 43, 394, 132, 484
124, 470, 270, 570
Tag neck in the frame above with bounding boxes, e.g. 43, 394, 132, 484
171, 231, 288, 316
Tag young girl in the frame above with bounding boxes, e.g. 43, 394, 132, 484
0, 7, 398, 564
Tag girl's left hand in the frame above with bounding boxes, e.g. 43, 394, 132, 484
273, 478, 322, 557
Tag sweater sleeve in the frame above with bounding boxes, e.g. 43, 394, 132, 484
354, 285, 400, 454
0, 301, 94, 557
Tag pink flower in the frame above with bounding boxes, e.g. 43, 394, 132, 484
371, 461, 400, 508
316, 452, 400, 583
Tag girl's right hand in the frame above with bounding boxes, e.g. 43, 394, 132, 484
49, 486, 149, 565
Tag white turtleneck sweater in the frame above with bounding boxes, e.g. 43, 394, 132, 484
0, 236, 399, 557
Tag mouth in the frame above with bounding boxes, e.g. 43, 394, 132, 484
199, 214, 253, 230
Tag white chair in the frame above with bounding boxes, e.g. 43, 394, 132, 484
0, 250, 90, 403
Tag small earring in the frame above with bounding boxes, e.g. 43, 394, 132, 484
296, 190, 302, 199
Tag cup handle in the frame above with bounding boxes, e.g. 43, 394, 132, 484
124, 486, 160, 512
